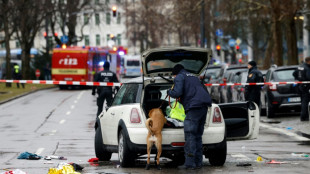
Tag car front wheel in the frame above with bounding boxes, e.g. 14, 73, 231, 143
207, 138, 227, 166
118, 129, 135, 167
95, 126, 112, 161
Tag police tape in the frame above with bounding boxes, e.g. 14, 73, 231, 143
1, 79, 310, 87
0, 79, 122, 87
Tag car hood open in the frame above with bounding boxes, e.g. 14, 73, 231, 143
141, 47, 212, 77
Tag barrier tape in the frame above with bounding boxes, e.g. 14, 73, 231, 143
1, 79, 310, 87
0, 80, 122, 87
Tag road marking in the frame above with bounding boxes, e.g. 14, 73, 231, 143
77, 91, 84, 100
231, 153, 252, 161
260, 123, 309, 141
66, 111, 71, 115
49, 130, 57, 136
59, 119, 66, 124
35, 148, 44, 155
71, 105, 75, 109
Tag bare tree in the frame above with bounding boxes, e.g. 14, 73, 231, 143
48, 0, 107, 46
0, 0, 15, 86
13, 0, 46, 79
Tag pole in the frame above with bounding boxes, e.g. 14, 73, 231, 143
200, 0, 205, 48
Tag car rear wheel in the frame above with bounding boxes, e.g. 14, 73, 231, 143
266, 96, 275, 118
118, 129, 135, 167
95, 126, 112, 161
208, 138, 227, 166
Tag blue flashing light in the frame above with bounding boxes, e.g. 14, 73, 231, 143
118, 51, 125, 56
99, 61, 105, 66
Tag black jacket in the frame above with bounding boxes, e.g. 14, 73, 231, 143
245, 66, 263, 102
92, 70, 119, 95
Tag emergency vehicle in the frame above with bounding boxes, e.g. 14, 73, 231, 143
51, 46, 121, 89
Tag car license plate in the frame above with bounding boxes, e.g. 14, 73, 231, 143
288, 97, 301, 102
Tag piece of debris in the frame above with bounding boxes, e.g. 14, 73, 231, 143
256, 156, 263, 162
236, 163, 252, 167
17, 152, 41, 160
0, 169, 27, 174
266, 160, 287, 164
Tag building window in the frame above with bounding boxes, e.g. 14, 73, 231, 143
117, 12, 121, 24
95, 13, 100, 25
96, 34, 100, 46
15, 40, 20, 48
117, 34, 121, 45
107, 34, 110, 42
84, 14, 89, 25
105, 0, 109, 4
84, 35, 90, 46
116, 0, 121, 3
95, 0, 100, 5
106, 12, 111, 25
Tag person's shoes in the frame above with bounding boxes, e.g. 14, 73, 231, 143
301, 118, 309, 121
196, 165, 202, 169
177, 165, 195, 170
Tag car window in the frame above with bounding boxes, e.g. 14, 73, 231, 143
206, 68, 221, 79
111, 84, 128, 106
274, 69, 295, 81
121, 84, 140, 104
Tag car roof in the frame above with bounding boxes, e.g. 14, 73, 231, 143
270, 65, 298, 71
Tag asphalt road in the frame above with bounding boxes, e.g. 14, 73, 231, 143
0, 87, 309, 174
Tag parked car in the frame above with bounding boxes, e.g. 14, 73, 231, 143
261, 65, 300, 118
216, 65, 248, 103
200, 65, 222, 94
94, 47, 260, 167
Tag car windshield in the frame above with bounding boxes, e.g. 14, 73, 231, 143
274, 69, 295, 81
127, 60, 140, 66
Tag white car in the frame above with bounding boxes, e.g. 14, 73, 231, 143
94, 47, 260, 167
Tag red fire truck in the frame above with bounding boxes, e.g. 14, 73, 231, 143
51, 46, 122, 89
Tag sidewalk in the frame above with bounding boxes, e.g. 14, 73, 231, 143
261, 115, 310, 138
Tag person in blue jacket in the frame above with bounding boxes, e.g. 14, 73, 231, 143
167, 64, 212, 170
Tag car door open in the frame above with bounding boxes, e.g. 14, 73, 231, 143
218, 101, 260, 140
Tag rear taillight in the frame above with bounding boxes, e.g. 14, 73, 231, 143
269, 84, 277, 91
130, 108, 141, 123
212, 107, 222, 123
171, 142, 185, 147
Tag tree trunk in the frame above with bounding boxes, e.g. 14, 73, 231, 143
21, 43, 32, 80
2, 0, 12, 87
285, 17, 298, 65
263, 23, 275, 69
271, 0, 283, 66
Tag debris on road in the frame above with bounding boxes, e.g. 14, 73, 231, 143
256, 156, 263, 162
45, 155, 67, 160
236, 162, 252, 167
17, 152, 41, 160
266, 160, 287, 164
0, 169, 27, 174
48, 162, 81, 174
291, 153, 309, 157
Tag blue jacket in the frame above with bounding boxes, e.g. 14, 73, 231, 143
167, 69, 212, 111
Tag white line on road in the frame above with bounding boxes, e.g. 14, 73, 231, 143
66, 111, 71, 115
35, 148, 45, 155
260, 123, 309, 141
231, 153, 251, 161
59, 119, 66, 124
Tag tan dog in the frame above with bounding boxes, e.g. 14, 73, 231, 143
145, 108, 167, 170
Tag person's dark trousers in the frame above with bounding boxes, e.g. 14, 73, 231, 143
183, 107, 208, 168
300, 92, 310, 121
96, 91, 113, 117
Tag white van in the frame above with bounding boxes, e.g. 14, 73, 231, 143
121, 55, 141, 77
